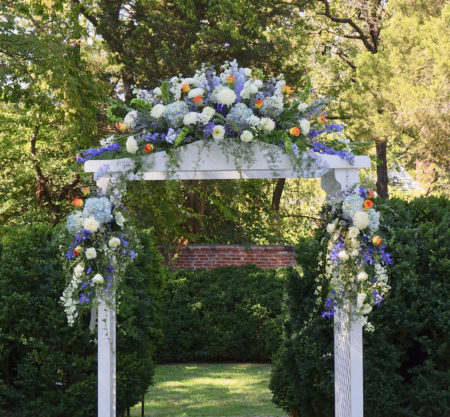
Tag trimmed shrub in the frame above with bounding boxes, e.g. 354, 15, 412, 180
157, 265, 288, 363
0, 224, 163, 417
270, 196, 450, 417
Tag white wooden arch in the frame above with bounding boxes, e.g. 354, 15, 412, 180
85, 141, 370, 417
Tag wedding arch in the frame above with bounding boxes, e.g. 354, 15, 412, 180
84, 140, 370, 417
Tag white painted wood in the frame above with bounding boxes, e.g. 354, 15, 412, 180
87, 142, 368, 417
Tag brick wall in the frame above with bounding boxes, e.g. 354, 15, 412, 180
172, 244, 297, 270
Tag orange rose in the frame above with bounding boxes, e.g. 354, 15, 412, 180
281, 85, 294, 95
181, 84, 190, 93
81, 187, 90, 196
255, 99, 263, 109
144, 143, 154, 153
372, 236, 383, 246
363, 199, 374, 210
226, 75, 236, 84
318, 115, 327, 124
73, 198, 84, 209
116, 122, 127, 132
193, 95, 203, 105
73, 245, 82, 256
289, 126, 301, 137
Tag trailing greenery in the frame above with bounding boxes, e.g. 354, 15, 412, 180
0, 224, 163, 417
270, 196, 450, 417
157, 265, 289, 363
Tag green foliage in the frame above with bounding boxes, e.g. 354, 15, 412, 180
270, 196, 450, 416
157, 265, 289, 363
0, 224, 163, 417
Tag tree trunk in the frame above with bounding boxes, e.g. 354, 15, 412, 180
376, 140, 389, 198
271, 178, 286, 212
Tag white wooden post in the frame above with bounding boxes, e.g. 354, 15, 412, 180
322, 168, 364, 417
96, 178, 117, 417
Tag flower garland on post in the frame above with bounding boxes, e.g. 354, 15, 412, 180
61, 186, 138, 327
319, 187, 392, 330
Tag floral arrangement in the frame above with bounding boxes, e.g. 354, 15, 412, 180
76, 60, 360, 165
318, 187, 392, 330
61, 186, 137, 326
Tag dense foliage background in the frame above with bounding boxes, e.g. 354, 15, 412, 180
157, 265, 288, 363
0, 225, 163, 417
270, 196, 450, 417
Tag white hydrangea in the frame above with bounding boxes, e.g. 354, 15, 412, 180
150, 103, 165, 119
240, 130, 253, 142
342, 195, 365, 219
92, 274, 104, 285
183, 112, 198, 126
188, 87, 204, 98
357, 271, 368, 281
126, 136, 138, 154
353, 211, 369, 230
212, 125, 225, 141
108, 237, 121, 249
74, 264, 84, 278
83, 216, 100, 233
85, 247, 97, 260
299, 119, 310, 135
260, 95, 284, 118
259, 117, 275, 133
216, 87, 237, 106
247, 115, 260, 128
123, 110, 138, 129
368, 209, 380, 234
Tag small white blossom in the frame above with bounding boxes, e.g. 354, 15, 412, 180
83, 216, 100, 233
212, 125, 225, 141
297, 102, 308, 112
357, 293, 367, 309
74, 264, 84, 278
150, 103, 165, 119
92, 274, 104, 285
326, 223, 336, 234
126, 136, 138, 154
348, 226, 360, 239
153, 87, 162, 96
240, 130, 253, 142
299, 118, 310, 135
357, 271, 368, 281
85, 247, 97, 260
338, 251, 349, 261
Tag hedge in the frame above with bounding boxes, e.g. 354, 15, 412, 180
270, 196, 450, 417
0, 224, 163, 417
157, 265, 288, 363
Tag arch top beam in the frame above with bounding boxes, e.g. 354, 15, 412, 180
84, 141, 370, 181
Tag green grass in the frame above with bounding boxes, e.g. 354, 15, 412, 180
130, 363, 287, 417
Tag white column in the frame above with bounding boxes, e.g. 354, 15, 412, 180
96, 177, 116, 417
321, 168, 364, 417
98, 293, 116, 417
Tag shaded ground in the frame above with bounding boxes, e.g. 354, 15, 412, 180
131, 363, 287, 417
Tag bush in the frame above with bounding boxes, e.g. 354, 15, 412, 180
0, 224, 163, 417
157, 265, 288, 363
270, 196, 450, 417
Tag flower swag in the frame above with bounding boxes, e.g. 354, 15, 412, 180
61, 60, 391, 328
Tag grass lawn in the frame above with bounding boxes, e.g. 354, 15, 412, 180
130, 363, 287, 417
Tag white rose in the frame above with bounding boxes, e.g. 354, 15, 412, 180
348, 226, 360, 239
153, 87, 162, 96
188, 87, 204, 98
254, 80, 263, 89
338, 251, 349, 261
297, 102, 308, 112
123, 110, 138, 129
216, 87, 237, 106
92, 274, 104, 285
83, 216, 100, 233
183, 112, 198, 126
299, 118, 310, 135
243, 68, 252, 77
108, 237, 121, 249
259, 117, 275, 132
202, 106, 215, 119
73, 264, 84, 278
150, 103, 165, 119
240, 130, 253, 142
126, 136, 138, 154
115, 212, 125, 227
357, 271, 368, 281
85, 247, 97, 260
212, 125, 225, 141
326, 223, 336, 234
353, 211, 369, 230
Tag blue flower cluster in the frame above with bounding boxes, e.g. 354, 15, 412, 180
76, 144, 122, 164
330, 238, 346, 263
65, 229, 92, 259
361, 234, 393, 266
308, 142, 355, 164
83, 197, 113, 224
